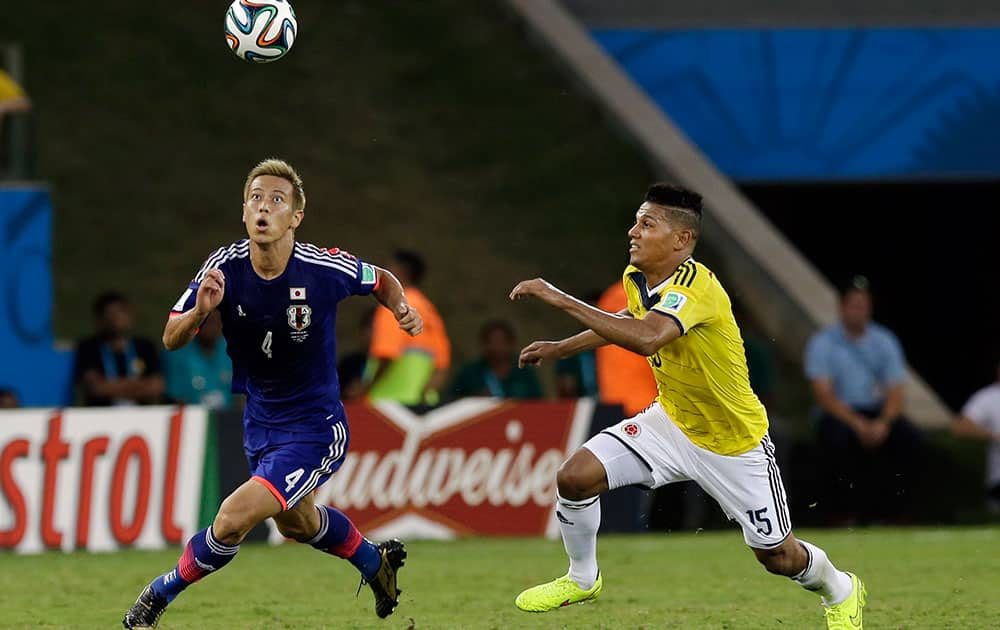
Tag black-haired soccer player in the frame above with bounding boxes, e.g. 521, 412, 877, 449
123, 158, 421, 628
509, 184, 866, 629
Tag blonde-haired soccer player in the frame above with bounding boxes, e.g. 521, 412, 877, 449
123, 159, 420, 628
509, 183, 866, 629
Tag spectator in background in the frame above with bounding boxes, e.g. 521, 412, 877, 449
0, 387, 19, 408
0, 69, 30, 178
555, 291, 601, 399
73, 291, 164, 406
165, 310, 232, 409
338, 306, 375, 401
555, 351, 598, 399
0, 68, 30, 126
804, 276, 922, 525
731, 298, 776, 409
594, 280, 658, 416
951, 359, 1000, 513
366, 250, 451, 405
449, 319, 542, 399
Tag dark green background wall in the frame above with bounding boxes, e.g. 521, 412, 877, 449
3, 1, 655, 367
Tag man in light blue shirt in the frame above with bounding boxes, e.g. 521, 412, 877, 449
165, 310, 232, 410
804, 277, 922, 525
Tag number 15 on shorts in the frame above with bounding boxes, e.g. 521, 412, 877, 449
746, 507, 772, 535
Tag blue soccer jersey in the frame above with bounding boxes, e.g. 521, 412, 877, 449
171, 240, 378, 435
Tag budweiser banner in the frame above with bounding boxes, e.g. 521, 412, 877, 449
0, 405, 208, 554
269, 398, 595, 542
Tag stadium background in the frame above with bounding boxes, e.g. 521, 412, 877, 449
1, 1, 999, 628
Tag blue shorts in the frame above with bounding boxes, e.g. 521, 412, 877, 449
245, 421, 349, 511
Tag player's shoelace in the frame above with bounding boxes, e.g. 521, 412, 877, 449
123, 585, 168, 629
356, 539, 406, 618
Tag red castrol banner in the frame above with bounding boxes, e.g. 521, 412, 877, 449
270, 399, 595, 542
0, 406, 208, 554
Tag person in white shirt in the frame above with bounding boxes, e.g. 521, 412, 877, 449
952, 359, 1000, 512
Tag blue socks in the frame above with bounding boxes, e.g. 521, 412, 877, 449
151, 527, 239, 603
148, 507, 379, 607
307, 505, 382, 581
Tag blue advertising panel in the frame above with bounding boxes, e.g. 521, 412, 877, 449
0, 187, 72, 405
593, 28, 1000, 180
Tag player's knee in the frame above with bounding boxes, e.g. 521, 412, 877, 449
212, 509, 250, 546
557, 461, 598, 501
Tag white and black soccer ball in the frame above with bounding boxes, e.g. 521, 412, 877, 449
224, 0, 297, 63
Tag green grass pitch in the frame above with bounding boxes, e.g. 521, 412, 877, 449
1, 527, 996, 629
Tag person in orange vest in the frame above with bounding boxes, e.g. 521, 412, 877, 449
595, 281, 658, 416
365, 250, 451, 405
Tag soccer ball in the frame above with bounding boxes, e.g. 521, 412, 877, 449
224, 0, 297, 63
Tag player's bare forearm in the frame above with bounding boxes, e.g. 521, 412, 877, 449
553, 308, 630, 357
555, 329, 609, 358
373, 267, 423, 336
519, 329, 607, 370
165, 269, 225, 350
163, 307, 208, 351
563, 299, 663, 355
373, 267, 406, 312
511, 278, 671, 360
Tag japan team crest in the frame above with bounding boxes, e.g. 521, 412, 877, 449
287, 304, 312, 331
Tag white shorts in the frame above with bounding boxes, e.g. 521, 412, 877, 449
583, 403, 792, 549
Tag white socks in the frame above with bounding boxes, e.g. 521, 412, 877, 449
792, 540, 854, 606
556, 493, 601, 590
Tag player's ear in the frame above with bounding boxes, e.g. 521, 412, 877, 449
674, 228, 692, 250
291, 208, 304, 229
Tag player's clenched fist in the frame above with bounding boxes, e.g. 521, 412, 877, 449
518, 340, 560, 368
196, 269, 226, 313
395, 303, 423, 337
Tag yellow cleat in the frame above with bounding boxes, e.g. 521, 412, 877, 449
515, 572, 603, 612
824, 572, 866, 629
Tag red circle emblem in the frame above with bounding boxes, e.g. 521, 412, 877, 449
623, 422, 641, 437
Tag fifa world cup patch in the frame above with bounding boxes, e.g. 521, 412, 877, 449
622, 422, 642, 438
658, 291, 687, 313
361, 263, 377, 285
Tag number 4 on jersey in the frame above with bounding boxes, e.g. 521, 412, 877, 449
262, 330, 273, 359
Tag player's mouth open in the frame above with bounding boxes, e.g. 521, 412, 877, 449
256, 218, 269, 231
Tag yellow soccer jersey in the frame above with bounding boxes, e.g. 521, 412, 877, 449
622, 259, 768, 455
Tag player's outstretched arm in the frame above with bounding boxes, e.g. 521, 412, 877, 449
163, 269, 225, 351
510, 277, 679, 356
372, 266, 423, 336
518, 329, 607, 368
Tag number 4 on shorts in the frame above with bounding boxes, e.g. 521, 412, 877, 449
284, 468, 305, 492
